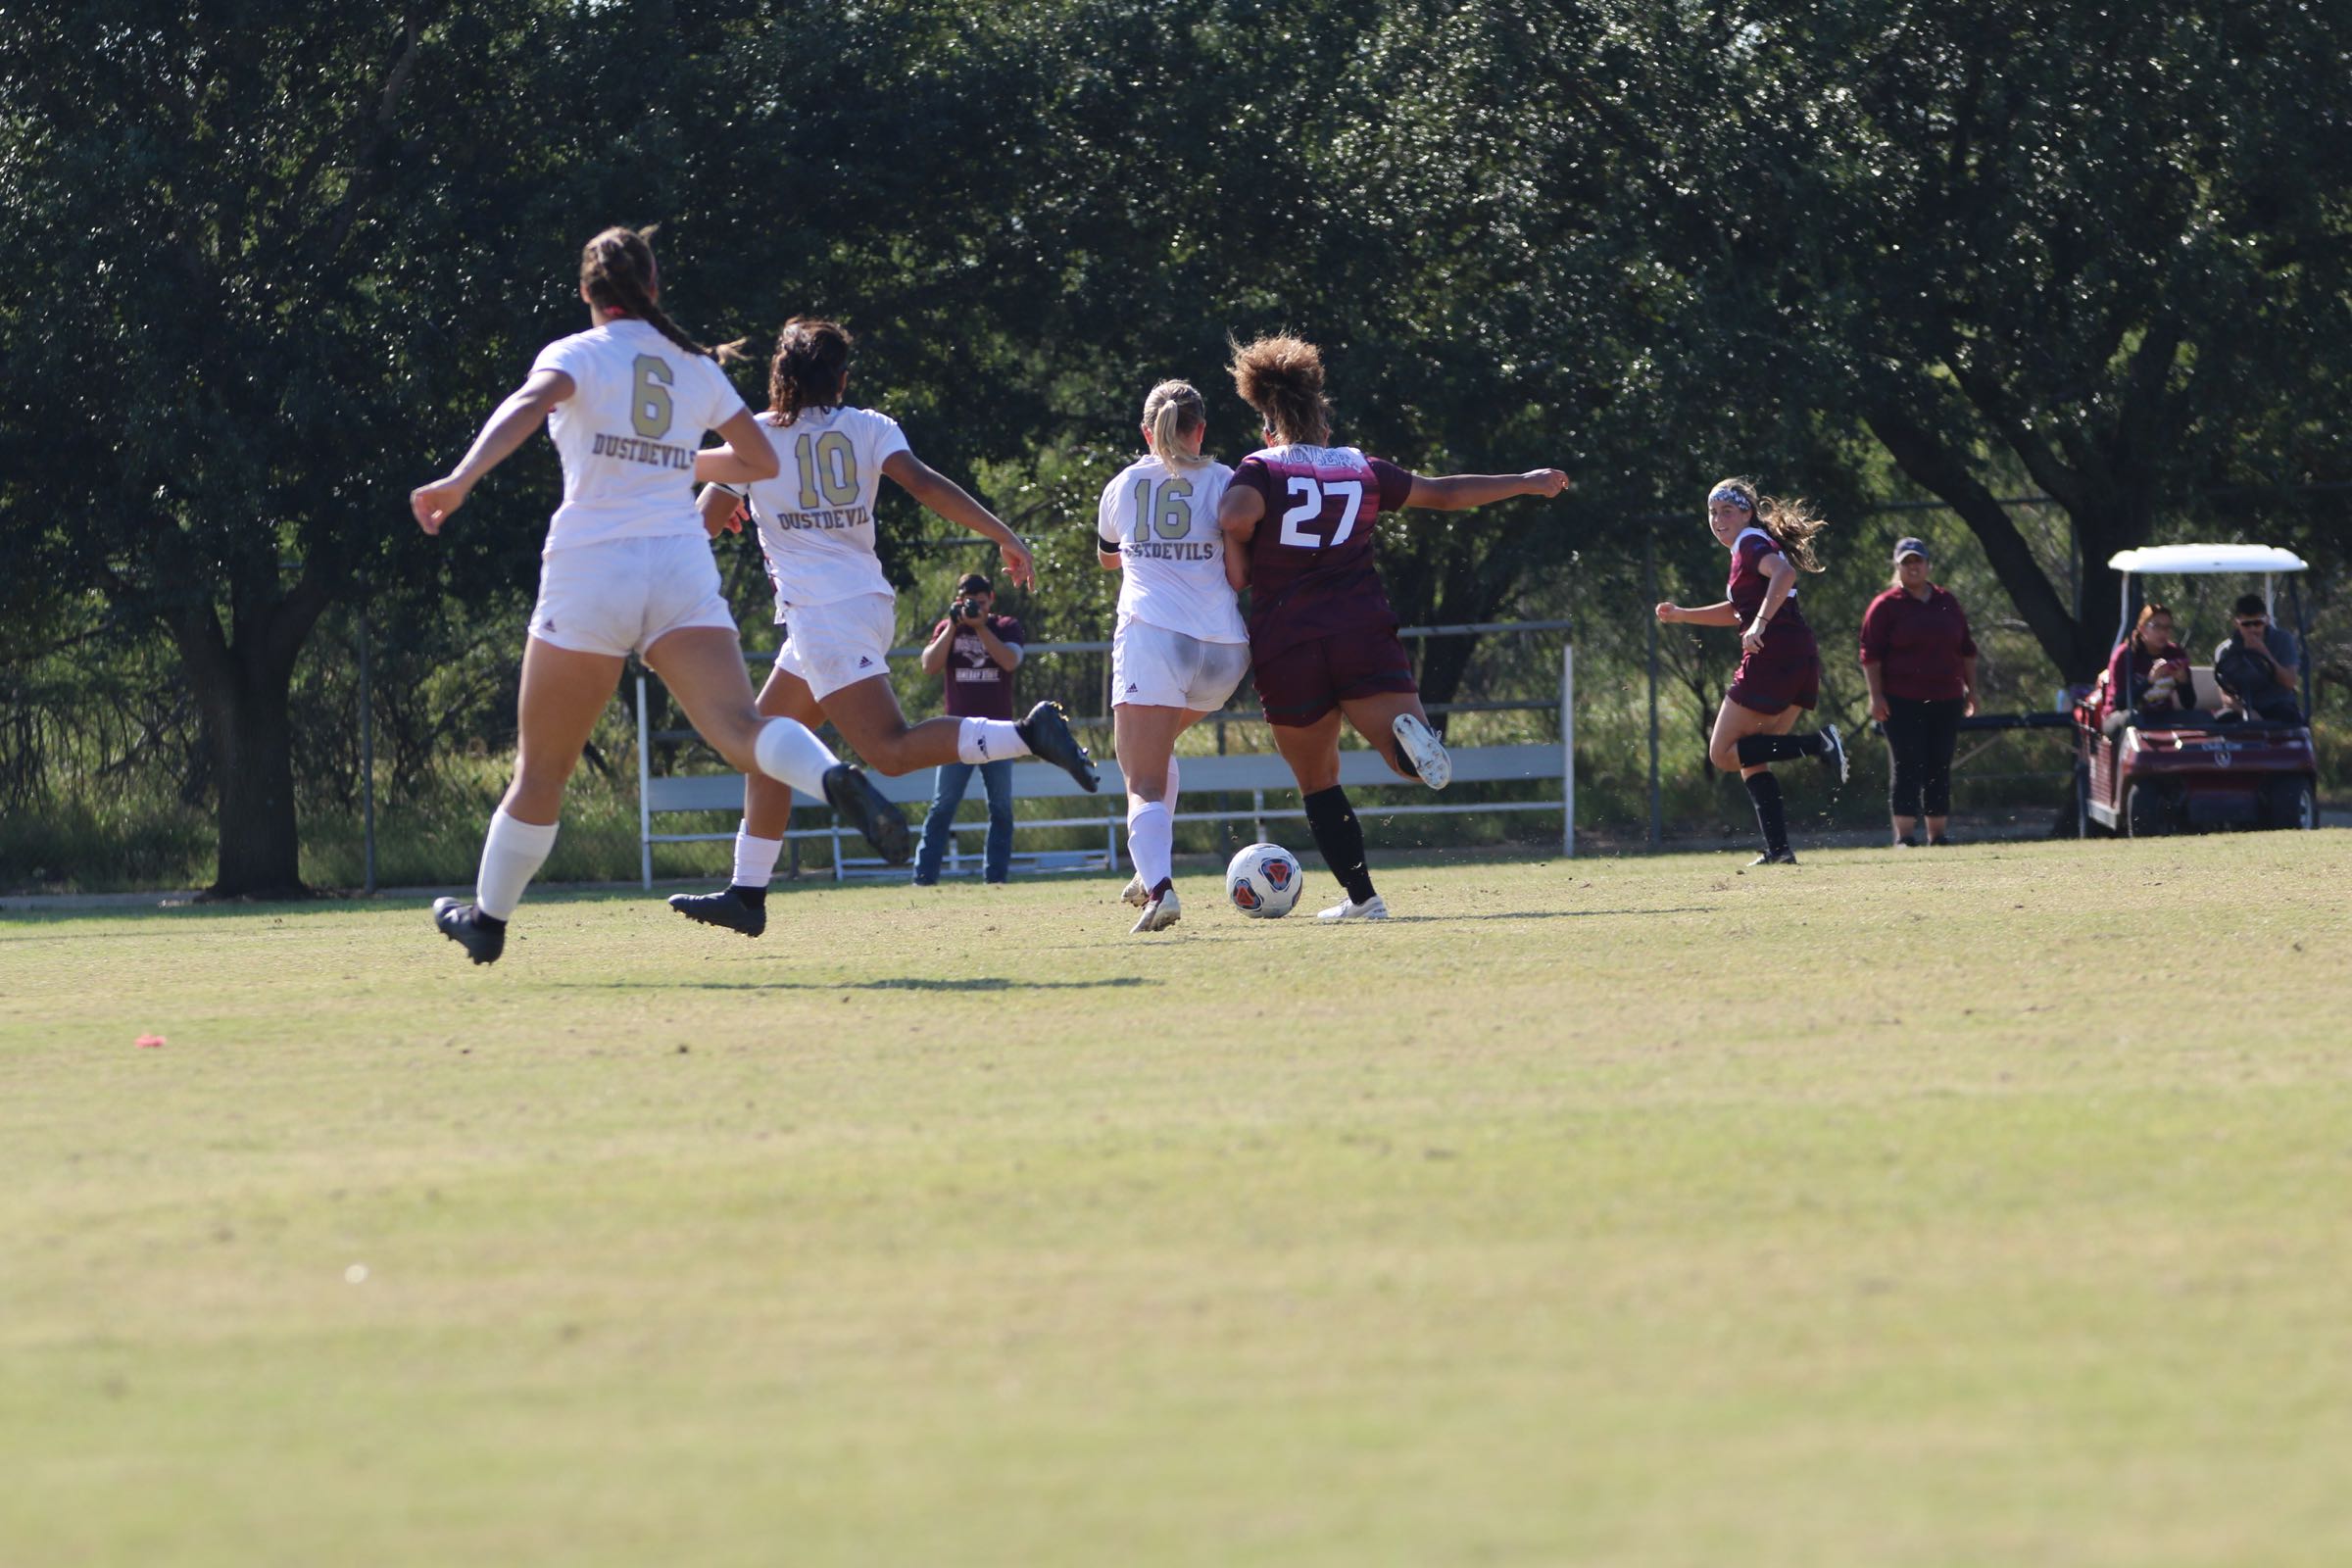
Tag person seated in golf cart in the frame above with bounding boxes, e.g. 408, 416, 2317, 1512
2211, 592, 2303, 724
2100, 602, 2202, 735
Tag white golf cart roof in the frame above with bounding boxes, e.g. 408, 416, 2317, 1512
2107, 544, 2308, 574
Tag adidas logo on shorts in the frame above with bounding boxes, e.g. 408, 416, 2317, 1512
858, 656, 874, 667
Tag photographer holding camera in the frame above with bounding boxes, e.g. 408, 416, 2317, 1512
913, 572, 1027, 883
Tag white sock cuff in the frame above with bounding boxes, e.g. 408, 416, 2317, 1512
753, 717, 838, 797
476, 808, 559, 921
488, 808, 559, 854
732, 826, 785, 889
1126, 797, 1168, 828
957, 717, 1029, 765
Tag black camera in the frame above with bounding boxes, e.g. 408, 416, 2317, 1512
954, 597, 985, 622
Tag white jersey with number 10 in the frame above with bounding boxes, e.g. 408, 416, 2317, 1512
530, 318, 749, 554
1099, 456, 1247, 644
741, 404, 909, 616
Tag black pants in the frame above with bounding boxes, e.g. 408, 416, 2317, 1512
1884, 696, 1964, 818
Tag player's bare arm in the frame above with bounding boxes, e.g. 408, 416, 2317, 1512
693, 409, 782, 487
1403, 468, 1570, 511
1742, 553, 1796, 652
410, 368, 574, 533
696, 482, 749, 539
882, 450, 1035, 590
1217, 482, 1264, 592
1656, 599, 1740, 627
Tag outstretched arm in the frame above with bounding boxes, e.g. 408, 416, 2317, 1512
1218, 483, 1264, 593
1403, 468, 1569, 512
410, 368, 573, 533
882, 449, 1034, 590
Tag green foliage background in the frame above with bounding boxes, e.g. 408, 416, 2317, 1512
4, 1, 2347, 891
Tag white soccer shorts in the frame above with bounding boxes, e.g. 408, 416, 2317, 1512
1112, 615, 1250, 711
774, 591, 899, 701
528, 535, 737, 658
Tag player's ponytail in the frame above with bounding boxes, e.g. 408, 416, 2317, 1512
1713, 474, 1829, 574
579, 225, 711, 358
765, 318, 853, 426
1228, 333, 1333, 447
1141, 379, 1209, 468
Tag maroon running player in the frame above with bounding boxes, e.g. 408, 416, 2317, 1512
1217, 334, 1568, 920
1654, 476, 1847, 865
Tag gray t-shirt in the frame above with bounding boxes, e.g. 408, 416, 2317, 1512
2213, 625, 2300, 712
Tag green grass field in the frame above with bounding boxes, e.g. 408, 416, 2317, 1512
6, 835, 2352, 1567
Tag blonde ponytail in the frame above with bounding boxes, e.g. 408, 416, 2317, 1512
1141, 379, 1208, 467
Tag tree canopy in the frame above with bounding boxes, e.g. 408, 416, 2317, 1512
5, 0, 2346, 889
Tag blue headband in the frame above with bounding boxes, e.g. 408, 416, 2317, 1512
1708, 487, 1753, 512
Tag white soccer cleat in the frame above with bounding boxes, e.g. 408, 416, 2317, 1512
1392, 713, 1451, 790
1315, 894, 1389, 922
1119, 871, 1150, 907
1130, 887, 1181, 933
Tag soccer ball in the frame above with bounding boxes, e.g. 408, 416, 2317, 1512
1225, 842, 1303, 918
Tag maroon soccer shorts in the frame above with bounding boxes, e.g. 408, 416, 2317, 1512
1252, 627, 1418, 727
1727, 622, 1821, 714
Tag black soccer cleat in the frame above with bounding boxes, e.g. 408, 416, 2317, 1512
1748, 848, 1799, 866
1818, 723, 1849, 787
1015, 701, 1100, 793
823, 762, 911, 865
432, 897, 507, 965
667, 885, 767, 938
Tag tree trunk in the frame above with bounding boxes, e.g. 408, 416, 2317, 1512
168, 581, 329, 899
1865, 407, 2129, 684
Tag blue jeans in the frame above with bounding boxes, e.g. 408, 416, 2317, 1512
912, 759, 1014, 883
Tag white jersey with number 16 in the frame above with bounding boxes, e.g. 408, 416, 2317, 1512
531, 318, 748, 554
1099, 456, 1247, 644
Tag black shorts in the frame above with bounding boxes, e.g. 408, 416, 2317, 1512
1252, 628, 1417, 728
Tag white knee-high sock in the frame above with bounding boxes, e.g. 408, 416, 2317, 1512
476, 808, 558, 920
957, 716, 1030, 764
1126, 797, 1173, 893
753, 717, 839, 797
732, 824, 785, 889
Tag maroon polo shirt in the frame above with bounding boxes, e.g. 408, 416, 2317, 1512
1859, 584, 1978, 701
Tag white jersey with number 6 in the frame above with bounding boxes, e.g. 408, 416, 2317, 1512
740, 405, 909, 616
1099, 456, 1247, 644
530, 318, 748, 554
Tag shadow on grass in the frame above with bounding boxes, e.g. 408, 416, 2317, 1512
1380, 906, 1718, 923
573, 975, 1158, 994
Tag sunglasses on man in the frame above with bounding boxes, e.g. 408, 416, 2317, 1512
2236, 616, 2268, 629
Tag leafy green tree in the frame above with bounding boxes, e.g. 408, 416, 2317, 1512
0, 3, 776, 893
1634, 0, 2352, 678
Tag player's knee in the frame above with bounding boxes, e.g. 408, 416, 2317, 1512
860, 726, 920, 776
1710, 740, 1742, 773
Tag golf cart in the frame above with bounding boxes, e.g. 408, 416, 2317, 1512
2073, 544, 2319, 837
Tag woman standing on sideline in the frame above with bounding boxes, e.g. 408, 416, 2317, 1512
664, 318, 1096, 938
1859, 538, 1978, 846
1654, 477, 1848, 865
1218, 335, 1568, 920
409, 228, 906, 964
1098, 379, 1250, 933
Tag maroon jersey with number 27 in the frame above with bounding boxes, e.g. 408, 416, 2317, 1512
1230, 444, 1418, 661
